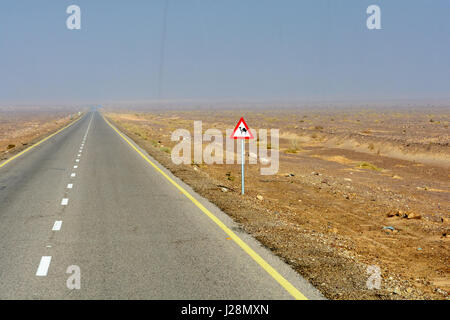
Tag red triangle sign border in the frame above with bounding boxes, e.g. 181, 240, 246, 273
230, 117, 254, 140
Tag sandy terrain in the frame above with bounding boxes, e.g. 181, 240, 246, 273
106, 105, 449, 300
0, 106, 82, 161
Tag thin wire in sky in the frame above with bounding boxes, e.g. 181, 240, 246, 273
158, 0, 169, 100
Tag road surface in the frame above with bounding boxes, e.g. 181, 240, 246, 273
0, 111, 323, 299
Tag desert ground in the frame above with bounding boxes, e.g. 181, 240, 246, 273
0, 106, 81, 161
105, 105, 449, 300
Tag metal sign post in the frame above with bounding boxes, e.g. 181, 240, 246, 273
230, 117, 254, 195
241, 139, 245, 195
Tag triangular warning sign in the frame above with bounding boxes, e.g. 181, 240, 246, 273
230, 117, 254, 139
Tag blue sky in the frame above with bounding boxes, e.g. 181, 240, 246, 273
1, 0, 449, 104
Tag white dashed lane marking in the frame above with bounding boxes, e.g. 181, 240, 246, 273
36, 256, 52, 276
52, 221, 62, 231
33, 114, 94, 279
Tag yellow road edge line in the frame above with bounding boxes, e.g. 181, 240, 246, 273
0, 114, 84, 169
103, 115, 308, 300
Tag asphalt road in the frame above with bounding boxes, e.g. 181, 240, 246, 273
0, 110, 324, 299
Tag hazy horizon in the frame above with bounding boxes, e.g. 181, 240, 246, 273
3, 99, 450, 115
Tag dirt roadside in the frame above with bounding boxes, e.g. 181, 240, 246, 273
0, 110, 83, 163
105, 109, 449, 300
